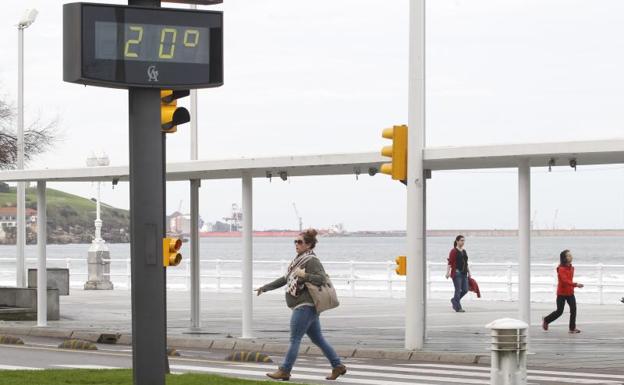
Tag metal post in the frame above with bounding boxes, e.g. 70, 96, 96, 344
36, 181, 46, 327
241, 172, 253, 338
16, 26, 26, 288
405, 0, 426, 350
190, 179, 200, 328
189, 13, 201, 328
518, 160, 531, 327
128, 87, 166, 385
125, 2, 164, 383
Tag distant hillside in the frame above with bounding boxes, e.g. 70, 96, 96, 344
0, 185, 129, 244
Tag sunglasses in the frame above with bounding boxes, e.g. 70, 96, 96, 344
294, 240, 304, 245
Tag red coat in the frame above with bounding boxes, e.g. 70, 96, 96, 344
557, 264, 578, 296
469, 277, 481, 298
447, 249, 457, 278
447, 248, 467, 278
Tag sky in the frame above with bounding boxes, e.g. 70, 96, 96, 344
1, 0, 624, 231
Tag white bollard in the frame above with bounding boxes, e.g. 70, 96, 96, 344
486, 318, 528, 385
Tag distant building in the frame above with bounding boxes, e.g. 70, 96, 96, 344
0, 207, 37, 228
0, 207, 38, 242
168, 211, 204, 235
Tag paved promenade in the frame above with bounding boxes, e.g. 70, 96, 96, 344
1, 289, 622, 370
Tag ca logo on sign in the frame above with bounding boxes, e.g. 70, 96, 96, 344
147, 65, 159, 82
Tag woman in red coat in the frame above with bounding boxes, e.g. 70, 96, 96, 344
542, 249, 584, 333
446, 235, 470, 312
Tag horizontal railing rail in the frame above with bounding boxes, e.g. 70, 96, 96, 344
0, 258, 622, 304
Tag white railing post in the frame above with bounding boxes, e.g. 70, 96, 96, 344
186, 258, 191, 291
426, 262, 432, 300
126, 259, 131, 290
386, 261, 393, 298
507, 263, 513, 301
598, 263, 604, 305
349, 261, 356, 297
216, 259, 221, 292
65, 257, 71, 270
553, 263, 558, 294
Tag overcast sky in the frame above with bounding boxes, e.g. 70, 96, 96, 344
1, 0, 624, 231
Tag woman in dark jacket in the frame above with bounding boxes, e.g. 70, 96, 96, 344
542, 249, 584, 333
445, 235, 470, 312
256, 229, 346, 381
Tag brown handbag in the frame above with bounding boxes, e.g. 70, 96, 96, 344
305, 274, 340, 313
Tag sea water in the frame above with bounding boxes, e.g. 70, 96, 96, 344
0, 236, 622, 303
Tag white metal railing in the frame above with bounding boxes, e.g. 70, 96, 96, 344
0, 258, 623, 304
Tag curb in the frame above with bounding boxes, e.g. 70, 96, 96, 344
0, 325, 485, 365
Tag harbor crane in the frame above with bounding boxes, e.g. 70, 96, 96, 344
292, 203, 303, 232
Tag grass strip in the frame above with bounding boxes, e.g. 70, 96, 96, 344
0, 369, 289, 385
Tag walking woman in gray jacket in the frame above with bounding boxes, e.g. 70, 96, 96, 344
256, 229, 347, 381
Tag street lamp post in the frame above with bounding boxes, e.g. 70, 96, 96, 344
16, 8, 38, 288
84, 153, 114, 290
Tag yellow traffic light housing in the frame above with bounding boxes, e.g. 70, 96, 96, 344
161, 90, 190, 133
380, 124, 408, 182
395, 255, 406, 276
163, 237, 182, 267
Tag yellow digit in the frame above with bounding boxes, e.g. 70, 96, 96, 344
159, 28, 177, 59
183, 29, 200, 47
124, 25, 143, 58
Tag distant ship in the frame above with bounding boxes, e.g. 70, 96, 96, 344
199, 230, 302, 238
170, 203, 347, 238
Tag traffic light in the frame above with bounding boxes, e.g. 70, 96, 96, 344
380, 124, 408, 182
395, 255, 406, 276
163, 237, 182, 267
161, 90, 190, 133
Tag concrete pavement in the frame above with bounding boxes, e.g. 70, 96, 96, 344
0, 289, 623, 370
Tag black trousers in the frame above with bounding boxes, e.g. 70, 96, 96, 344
544, 295, 577, 330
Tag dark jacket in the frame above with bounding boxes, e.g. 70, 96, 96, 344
261, 256, 327, 309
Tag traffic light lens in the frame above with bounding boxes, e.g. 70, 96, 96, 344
170, 253, 182, 266
380, 163, 393, 175
381, 146, 393, 157
172, 107, 190, 126
168, 238, 182, 252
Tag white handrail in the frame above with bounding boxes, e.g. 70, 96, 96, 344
1, 257, 623, 304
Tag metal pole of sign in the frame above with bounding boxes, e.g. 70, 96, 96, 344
16, 24, 26, 288
129, 86, 167, 385
126, 3, 166, 383
189, 2, 201, 329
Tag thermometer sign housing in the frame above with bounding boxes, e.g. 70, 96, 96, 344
63, 2, 223, 89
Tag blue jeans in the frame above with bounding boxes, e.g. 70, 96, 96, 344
281, 305, 342, 373
452, 272, 469, 310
